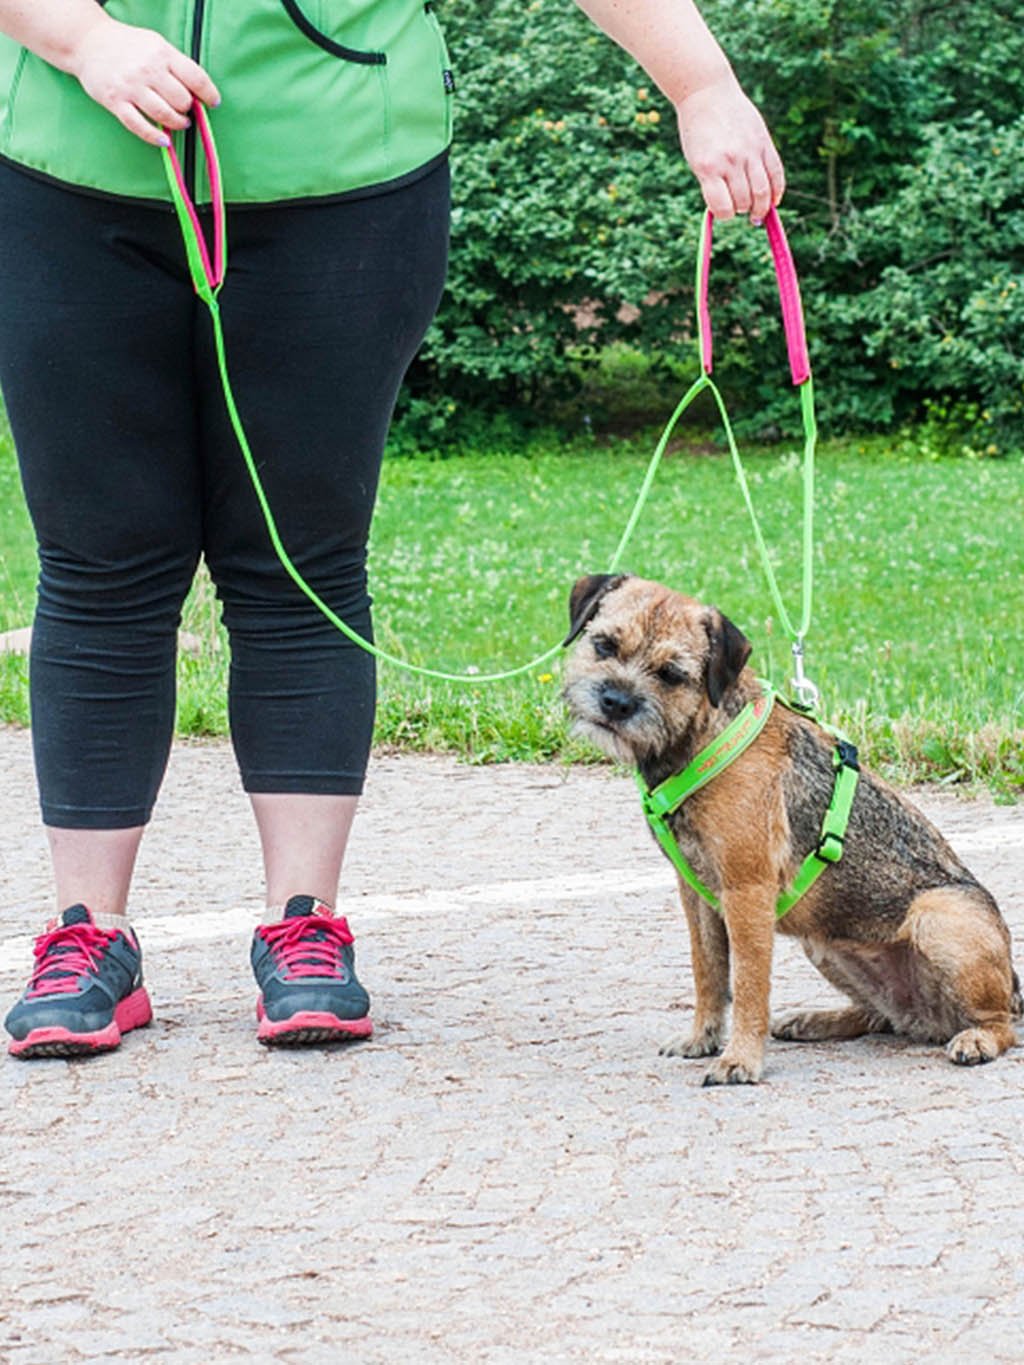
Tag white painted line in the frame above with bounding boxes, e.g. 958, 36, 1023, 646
0, 867, 676, 974
2, 820, 1020, 975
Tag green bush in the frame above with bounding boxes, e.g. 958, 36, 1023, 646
403, 0, 1024, 446
831, 115, 1024, 445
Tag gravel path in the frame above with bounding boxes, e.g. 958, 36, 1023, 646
2, 725, 1023, 1363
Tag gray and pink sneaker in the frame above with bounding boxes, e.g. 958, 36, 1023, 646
251, 896, 373, 1046
4, 905, 152, 1058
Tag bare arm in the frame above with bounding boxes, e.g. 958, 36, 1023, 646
0, 0, 219, 146
572, 0, 784, 220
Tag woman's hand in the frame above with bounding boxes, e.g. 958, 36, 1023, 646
69, 14, 221, 147
676, 75, 785, 222
571, 0, 786, 221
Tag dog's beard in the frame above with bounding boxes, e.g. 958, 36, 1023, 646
568, 713, 642, 764
562, 677, 669, 765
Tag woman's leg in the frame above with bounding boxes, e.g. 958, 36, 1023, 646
250, 794, 357, 909
0, 167, 206, 1056
0, 164, 203, 905
199, 162, 450, 911
47, 828, 146, 922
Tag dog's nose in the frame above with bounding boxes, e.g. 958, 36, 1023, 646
599, 683, 639, 722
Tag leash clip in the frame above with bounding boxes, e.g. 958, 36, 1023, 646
789, 638, 820, 712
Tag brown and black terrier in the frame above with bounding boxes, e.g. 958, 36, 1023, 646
563, 573, 1020, 1086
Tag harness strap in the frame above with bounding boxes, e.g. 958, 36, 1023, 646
774, 739, 859, 917
637, 688, 859, 920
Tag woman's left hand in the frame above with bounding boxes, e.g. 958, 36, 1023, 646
676, 74, 785, 221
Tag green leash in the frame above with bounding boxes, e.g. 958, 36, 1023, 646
163, 109, 851, 914
636, 683, 860, 919
161, 107, 821, 697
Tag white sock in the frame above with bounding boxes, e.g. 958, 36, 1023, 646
87, 910, 133, 934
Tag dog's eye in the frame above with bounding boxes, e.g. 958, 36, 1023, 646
592, 634, 617, 659
656, 662, 689, 687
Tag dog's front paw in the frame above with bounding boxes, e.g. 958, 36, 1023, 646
701, 1052, 763, 1087
659, 1029, 721, 1059
946, 1027, 1000, 1066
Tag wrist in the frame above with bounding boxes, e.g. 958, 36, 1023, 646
57, 7, 115, 78
671, 64, 739, 114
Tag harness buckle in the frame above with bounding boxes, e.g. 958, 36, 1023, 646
815, 830, 845, 863
835, 739, 860, 772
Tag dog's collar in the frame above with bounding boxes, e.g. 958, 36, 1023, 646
636, 681, 860, 920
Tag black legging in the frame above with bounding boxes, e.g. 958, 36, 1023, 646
0, 158, 449, 828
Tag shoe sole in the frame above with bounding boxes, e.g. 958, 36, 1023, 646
8, 986, 153, 1059
256, 1003, 373, 1047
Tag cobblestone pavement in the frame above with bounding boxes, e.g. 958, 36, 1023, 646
1, 725, 1023, 1363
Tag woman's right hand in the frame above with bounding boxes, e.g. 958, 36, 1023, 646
70, 14, 220, 147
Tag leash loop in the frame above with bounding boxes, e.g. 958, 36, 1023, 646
160, 107, 566, 684
694, 204, 818, 691
162, 104, 225, 302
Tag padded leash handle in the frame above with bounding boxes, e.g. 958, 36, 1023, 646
161, 102, 226, 301
697, 206, 811, 386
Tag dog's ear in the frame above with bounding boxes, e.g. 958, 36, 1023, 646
563, 574, 628, 647
704, 609, 752, 706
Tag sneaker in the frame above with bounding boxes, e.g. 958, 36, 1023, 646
251, 895, 373, 1046
5, 905, 152, 1059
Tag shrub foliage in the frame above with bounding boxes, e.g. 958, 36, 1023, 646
409, 0, 1023, 446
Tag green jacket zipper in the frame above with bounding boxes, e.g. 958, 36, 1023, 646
184, 0, 205, 199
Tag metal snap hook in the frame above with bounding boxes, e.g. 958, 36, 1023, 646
789, 638, 820, 711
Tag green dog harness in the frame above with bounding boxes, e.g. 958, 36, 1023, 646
636, 683, 860, 919
0, 0, 453, 204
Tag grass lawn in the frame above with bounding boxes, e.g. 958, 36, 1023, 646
1, 412, 1022, 795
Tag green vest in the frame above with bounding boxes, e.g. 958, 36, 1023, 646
0, 0, 453, 204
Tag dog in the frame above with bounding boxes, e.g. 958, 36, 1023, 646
562, 573, 1020, 1085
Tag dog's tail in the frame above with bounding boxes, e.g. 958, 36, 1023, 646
1011, 969, 1023, 1020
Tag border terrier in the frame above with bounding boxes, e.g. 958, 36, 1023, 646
563, 573, 1020, 1085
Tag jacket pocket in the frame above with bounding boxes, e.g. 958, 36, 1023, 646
279, 0, 386, 65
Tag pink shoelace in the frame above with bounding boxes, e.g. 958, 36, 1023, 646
259, 914, 354, 981
27, 921, 117, 998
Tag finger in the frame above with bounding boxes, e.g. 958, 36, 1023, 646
765, 146, 786, 206
135, 88, 191, 130
114, 101, 172, 147
722, 162, 753, 218
168, 51, 221, 108
747, 160, 773, 222
142, 70, 196, 119
700, 174, 735, 221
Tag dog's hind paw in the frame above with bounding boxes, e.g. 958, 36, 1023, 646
659, 1030, 721, 1059
771, 1006, 885, 1042
771, 1012, 814, 1041
701, 1053, 763, 1086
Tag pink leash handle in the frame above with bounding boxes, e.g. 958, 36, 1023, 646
161, 102, 226, 295
698, 206, 811, 387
